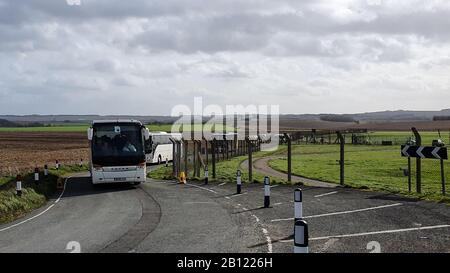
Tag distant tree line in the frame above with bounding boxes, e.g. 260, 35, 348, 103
0, 119, 45, 128
433, 116, 450, 121
319, 114, 357, 123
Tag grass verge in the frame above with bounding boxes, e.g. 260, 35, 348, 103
0, 164, 89, 224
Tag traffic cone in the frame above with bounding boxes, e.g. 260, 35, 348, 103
179, 172, 186, 184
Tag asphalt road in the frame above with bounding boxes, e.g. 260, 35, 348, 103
0, 167, 449, 253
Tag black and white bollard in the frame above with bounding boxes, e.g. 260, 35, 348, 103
16, 175, 22, 197
236, 170, 242, 194
79, 159, 83, 167
204, 167, 209, 185
165, 158, 169, 167
294, 219, 309, 253
264, 176, 270, 208
56, 160, 60, 171
294, 188, 303, 220
44, 164, 49, 177
34, 167, 39, 185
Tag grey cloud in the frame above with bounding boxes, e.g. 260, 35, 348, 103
1, 1, 450, 115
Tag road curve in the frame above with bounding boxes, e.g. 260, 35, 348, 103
0, 173, 266, 253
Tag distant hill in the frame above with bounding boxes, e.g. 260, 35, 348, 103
1, 109, 450, 125
0, 118, 19, 127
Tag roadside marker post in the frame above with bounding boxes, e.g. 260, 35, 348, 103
264, 176, 270, 208
80, 159, 83, 167
34, 167, 39, 185
294, 219, 309, 253
55, 160, 60, 171
56, 177, 64, 190
166, 158, 169, 167
16, 175, 22, 197
204, 167, 209, 185
44, 165, 48, 177
236, 170, 242, 194
294, 188, 303, 220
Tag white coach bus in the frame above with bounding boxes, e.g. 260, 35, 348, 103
145, 132, 182, 164
87, 120, 150, 185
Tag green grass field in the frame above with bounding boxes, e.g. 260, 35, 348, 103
269, 144, 450, 203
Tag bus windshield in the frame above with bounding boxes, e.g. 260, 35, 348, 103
92, 123, 145, 166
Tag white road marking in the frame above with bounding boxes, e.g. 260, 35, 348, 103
273, 202, 283, 206
271, 203, 402, 222
314, 191, 338, 198
0, 176, 72, 232
186, 183, 218, 194
279, 224, 450, 243
227, 192, 248, 198
218, 182, 226, 186
184, 202, 216, 205
262, 228, 273, 253
261, 185, 279, 189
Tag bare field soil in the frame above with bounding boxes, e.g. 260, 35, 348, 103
0, 132, 89, 176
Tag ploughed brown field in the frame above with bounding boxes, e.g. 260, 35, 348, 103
0, 132, 89, 176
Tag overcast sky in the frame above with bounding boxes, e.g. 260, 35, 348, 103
1, 0, 450, 115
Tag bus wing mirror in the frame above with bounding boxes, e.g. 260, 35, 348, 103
87, 128, 93, 141
144, 128, 150, 141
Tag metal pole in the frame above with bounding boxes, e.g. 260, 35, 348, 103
204, 138, 209, 166
286, 133, 292, 183
170, 138, 176, 177
247, 138, 253, 183
337, 131, 345, 186
177, 141, 181, 178
184, 140, 188, 178
412, 127, 422, 193
193, 140, 197, 177
212, 138, 216, 179
441, 158, 446, 195
234, 114, 238, 157
408, 156, 411, 192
